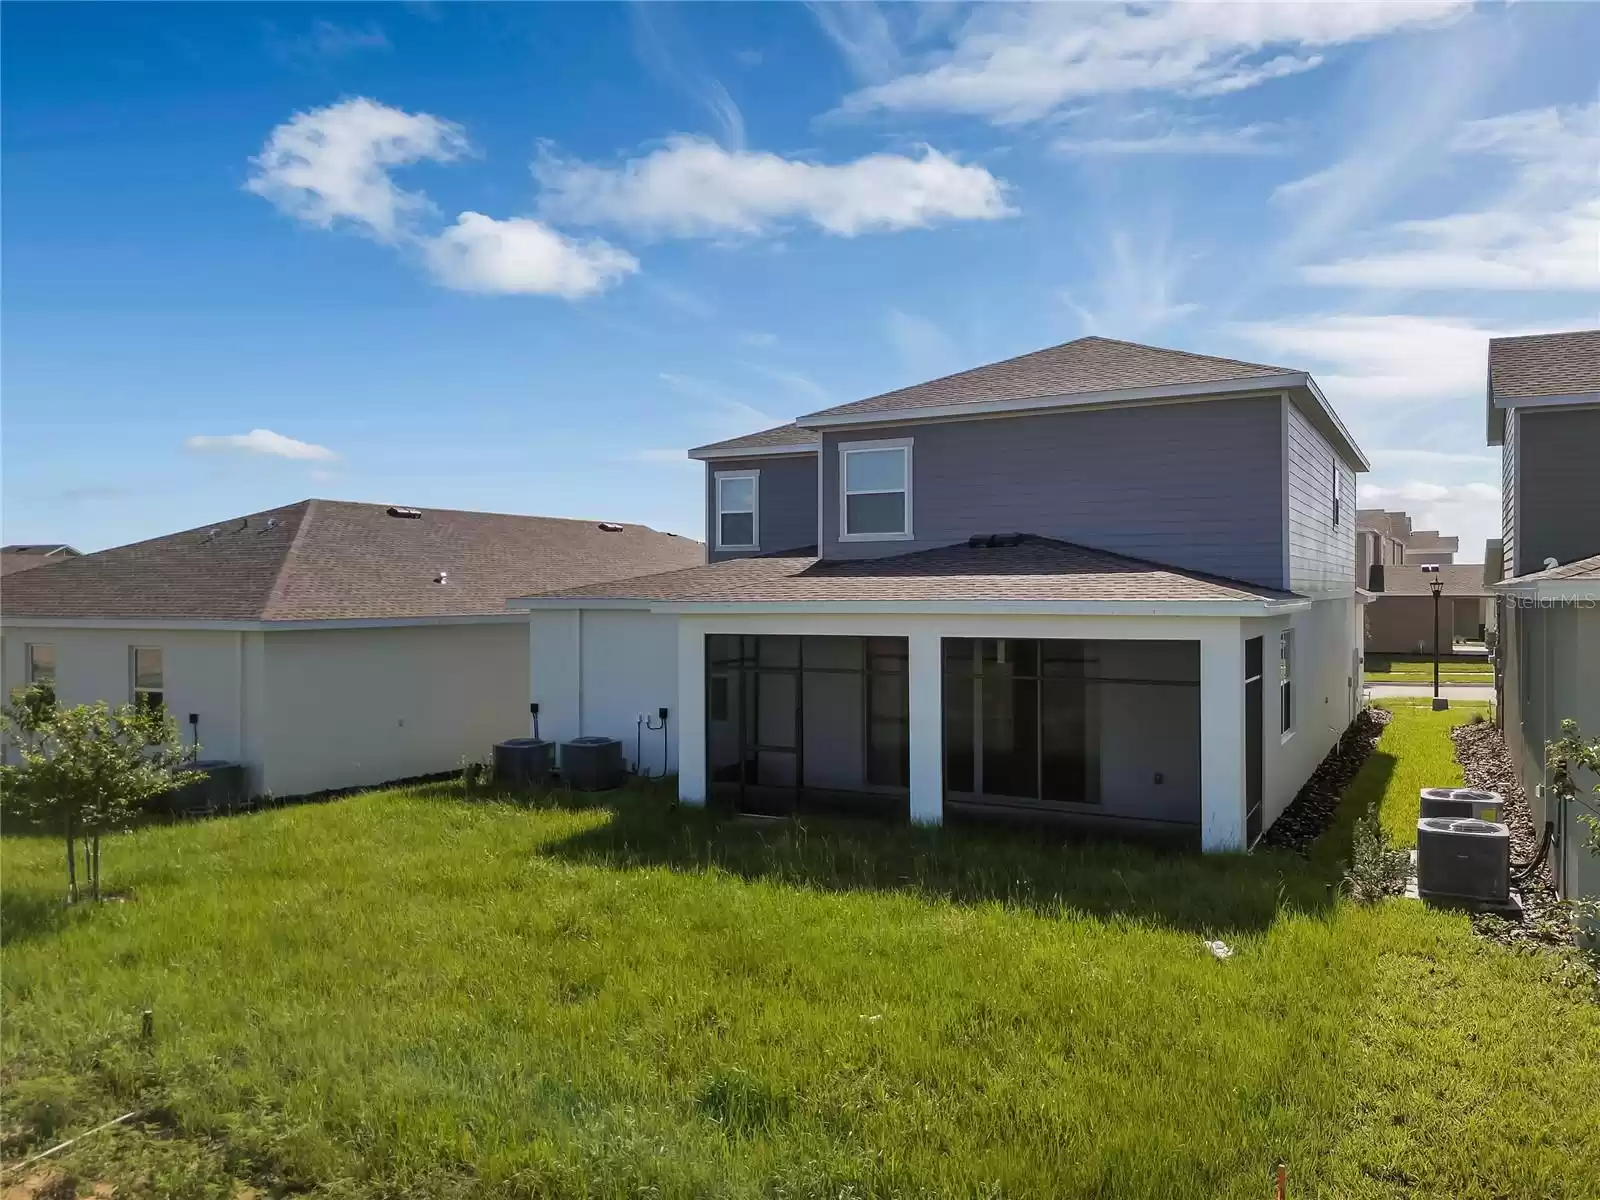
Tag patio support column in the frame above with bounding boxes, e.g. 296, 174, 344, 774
906, 627, 943, 825
676, 620, 706, 806
1198, 622, 1246, 852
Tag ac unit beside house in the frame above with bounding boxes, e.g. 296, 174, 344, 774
560, 736, 625, 792
1415, 817, 1510, 905
1419, 788, 1504, 822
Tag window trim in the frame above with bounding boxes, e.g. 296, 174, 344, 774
838, 437, 914, 543
130, 645, 164, 711
1331, 456, 1341, 526
1278, 629, 1295, 741
713, 469, 760, 552
25, 643, 55, 687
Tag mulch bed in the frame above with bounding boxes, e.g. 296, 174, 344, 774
1259, 706, 1391, 855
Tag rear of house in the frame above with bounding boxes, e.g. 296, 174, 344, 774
1487, 329, 1600, 899
1, 500, 702, 797
515, 336, 1369, 851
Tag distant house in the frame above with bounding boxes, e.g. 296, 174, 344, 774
512, 336, 1369, 853
1487, 328, 1600, 900
0, 500, 701, 796
1, 544, 81, 576
1363, 564, 1492, 654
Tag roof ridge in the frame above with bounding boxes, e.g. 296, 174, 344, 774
261, 498, 320, 620
1075, 334, 1295, 376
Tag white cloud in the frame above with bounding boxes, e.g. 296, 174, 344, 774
837, 2, 1466, 124
250, 98, 636, 300
534, 136, 1013, 239
1368, 448, 1499, 468
1301, 101, 1600, 291
1061, 225, 1197, 341
1359, 480, 1501, 559
247, 97, 467, 241
424, 213, 638, 298
1055, 122, 1285, 157
184, 429, 339, 462
272, 20, 392, 64
1232, 313, 1568, 403
740, 331, 778, 347
808, 1, 902, 83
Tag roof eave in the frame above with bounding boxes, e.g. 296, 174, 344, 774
687, 442, 820, 461
508, 596, 1308, 616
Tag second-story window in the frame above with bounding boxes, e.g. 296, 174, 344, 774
26, 643, 56, 702
1331, 456, 1341, 526
715, 470, 758, 551
840, 439, 913, 540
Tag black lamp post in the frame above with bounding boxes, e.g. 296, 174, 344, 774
1427, 570, 1447, 711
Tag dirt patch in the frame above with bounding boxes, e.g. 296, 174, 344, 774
1260, 707, 1391, 855
0, 1172, 112, 1200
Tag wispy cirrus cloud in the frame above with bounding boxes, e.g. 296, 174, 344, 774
1300, 101, 1600, 291
833, 2, 1467, 125
534, 136, 1013, 239
247, 98, 637, 298
1055, 121, 1287, 157
184, 429, 339, 461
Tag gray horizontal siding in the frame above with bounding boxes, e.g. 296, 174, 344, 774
705, 455, 817, 562
819, 397, 1288, 588
1286, 400, 1356, 596
1516, 406, 1600, 575
1502, 409, 1517, 578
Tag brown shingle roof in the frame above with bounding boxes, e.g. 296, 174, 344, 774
520, 536, 1297, 606
798, 336, 1293, 422
2, 554, 63, 577
1375, 565, 1492, 598
1, 500, 704, 622
688, 423, 819, 457
1506, 552, 1600, 583
1489, 329, 1600, 400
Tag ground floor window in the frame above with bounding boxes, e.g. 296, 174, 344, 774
131, 646, 164, 712
706, 634, 908, 817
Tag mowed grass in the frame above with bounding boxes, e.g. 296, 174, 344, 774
3, 707, 1597, 1199
1363, 655, 1493, 685
1348, 701, 1492, 848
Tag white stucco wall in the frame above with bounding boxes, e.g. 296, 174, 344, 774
259, 621, 528, 797
1, 625, 256, 771
527, 609, 680, 775
1243, 595, 1358, 831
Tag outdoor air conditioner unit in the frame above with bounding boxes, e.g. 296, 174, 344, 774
1416, 817, 1510, 905
1419, 788, 1504, 822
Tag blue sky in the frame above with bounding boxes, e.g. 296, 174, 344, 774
4, 2, 1596, 558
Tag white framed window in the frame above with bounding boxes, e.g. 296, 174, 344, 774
25, 643, 55, 688
714, 470, 759, 551
839, 438, 913, 541
1278, 630, 1294, 737
131, 646, 164, 713
1331, 457, 1341, 526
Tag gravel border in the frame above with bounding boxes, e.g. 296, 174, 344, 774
1259, 707, 1391, 855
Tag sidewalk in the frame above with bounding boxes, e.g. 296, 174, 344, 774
1366, 682, 1496, 703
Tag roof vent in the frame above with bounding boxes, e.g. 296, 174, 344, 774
388, 506, 423, 519
434, 570, 448, 585
201, 528, 220, 544
598, 522, 624, 532
1544, 557, 1559, 570
262, 517, 281, 532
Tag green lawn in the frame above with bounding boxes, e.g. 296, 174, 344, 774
3, 707, 1596, 1199
1363, 655, 1493, 685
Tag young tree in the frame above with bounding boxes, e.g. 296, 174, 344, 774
1, 684, 200, 902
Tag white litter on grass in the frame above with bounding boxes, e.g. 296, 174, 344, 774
859, 1013, 883, 1022
1204, 939, 1234, 960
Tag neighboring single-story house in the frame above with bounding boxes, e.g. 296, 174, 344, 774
1, 499, 702, 797
1, 543, 81, 576
1364, 564, 1494, 654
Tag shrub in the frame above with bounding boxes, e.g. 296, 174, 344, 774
1344, 817, 1412, 903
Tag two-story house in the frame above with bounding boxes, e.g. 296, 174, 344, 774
514, 337, 1368, 852
1487, 328, 1600, 899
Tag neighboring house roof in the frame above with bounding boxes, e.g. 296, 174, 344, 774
1, 544, 81, 576
514, 535, 1298, 609
1405, 531, 1458, 552
1374, 565, 1492, 598
1356, 509, 1410, 540
1487, 328, 1600, 444
688, 423, 820, 460
798, 336, 1291, 422
1502, 551, 1600, 583
1, 499, 703, 623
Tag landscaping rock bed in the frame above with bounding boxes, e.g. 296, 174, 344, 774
1450, 719, 1572, 954
1259, 706, 1391, 855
